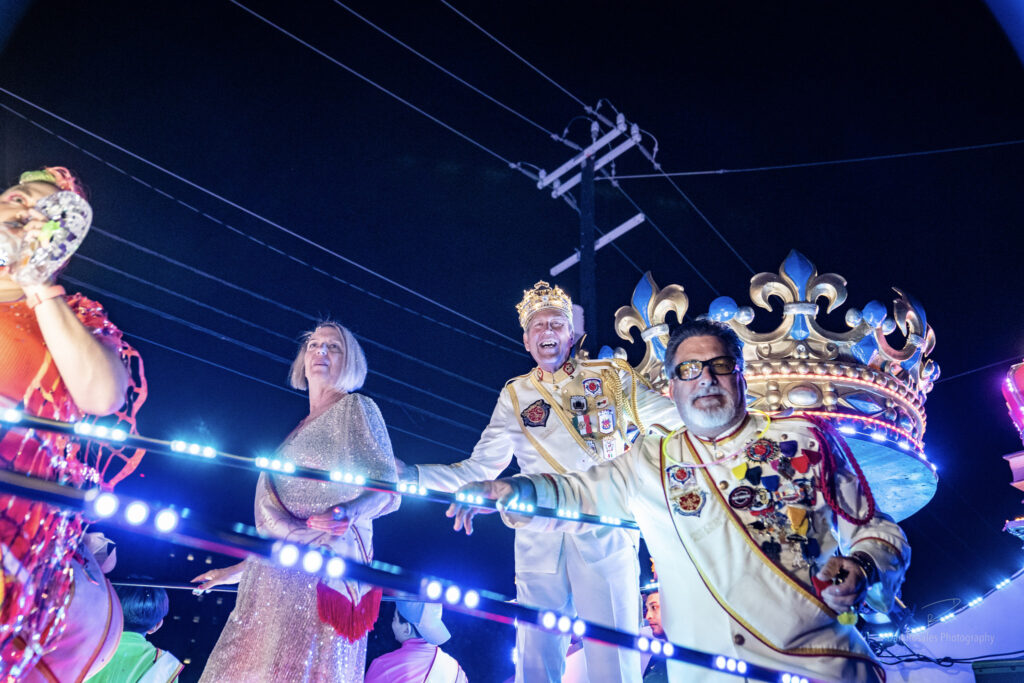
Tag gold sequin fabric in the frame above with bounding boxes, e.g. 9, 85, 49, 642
200, 394, 398, 683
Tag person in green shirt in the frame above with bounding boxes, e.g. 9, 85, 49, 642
90, 584, 183, 683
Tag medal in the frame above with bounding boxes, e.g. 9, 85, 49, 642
779, 440, 798, 457
745, 438, 779, 463
598, 408, 615, 434
744, 465, 762, 486
602, 438, 618, 460
790, 453, 811, 474
569, 395, 588, 415
760, 539, 782, 562
761, 474, 781, 492
582, 378, 602, 396
728, 485, 755, 509
731, 462, 748, 480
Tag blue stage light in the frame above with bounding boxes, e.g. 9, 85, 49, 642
278, 543, 299, 567
2, 408, 22, 423
444, 585, 461, 605
637, 636, 650, 652
155, 508, 179, 533
557, 616, 571, 633
302, 550, 323, 573
425, 580, 443, 600
92, 492, 119, 518
540, 611, 557, 629
663, 642, 675, 658
125, 501, 149, 525
650, 640, 662, 654
326, 557, 346, 578
572, 619, 586, 637
463, 590, 480, 609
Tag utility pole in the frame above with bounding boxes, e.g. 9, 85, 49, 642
537, 112, 645, 345
579, 156, 597, 345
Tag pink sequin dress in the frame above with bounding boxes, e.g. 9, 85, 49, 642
200, 393, 399, 683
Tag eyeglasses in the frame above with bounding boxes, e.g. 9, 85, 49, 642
670, 356, 740, 381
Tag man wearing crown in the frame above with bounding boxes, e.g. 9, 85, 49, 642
412, 281, 678, 683
447, 319, 910, 682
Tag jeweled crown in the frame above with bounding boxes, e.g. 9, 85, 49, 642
516, 281, 573, 330
614, 251, 939, 520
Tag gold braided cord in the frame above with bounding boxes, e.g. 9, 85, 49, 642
609, 358, 646, 434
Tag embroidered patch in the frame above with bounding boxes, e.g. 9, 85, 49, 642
598, 408, 615, 434
666, 464, 691, 485
582, 378, 602, 396
521, 399, 551, 427
672, 490, 706, 517
728, 485, 755, 509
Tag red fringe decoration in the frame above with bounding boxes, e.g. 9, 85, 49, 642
316, 582, 382, 642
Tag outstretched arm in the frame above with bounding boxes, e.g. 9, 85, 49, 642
445, 477, 537, 535
416, 389, 517, 492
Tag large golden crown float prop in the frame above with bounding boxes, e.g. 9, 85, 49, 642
612, 250, 939, 520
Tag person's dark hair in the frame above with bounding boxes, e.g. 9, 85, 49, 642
395, 606, 421, 639
115, 585, 170, 634
664, 319, 744, 377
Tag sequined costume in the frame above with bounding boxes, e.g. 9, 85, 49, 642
504, 414, 909, 682
418, 357, 679, 683
200, 393, 399, 683
0, 294, 146, 679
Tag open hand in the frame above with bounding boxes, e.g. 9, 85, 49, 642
445, 479, 525, 535
815, 555, 868, 612
191, 561, 245, 594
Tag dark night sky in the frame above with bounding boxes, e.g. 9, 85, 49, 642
2, 1, 1024, 679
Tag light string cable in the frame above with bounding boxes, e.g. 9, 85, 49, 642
602, 138, 1024, 179
73, 238, 495, 394
0, 408, 636, 531
0, 470, 819, 683
59, 274, 489, 428
0, 95, 523, 355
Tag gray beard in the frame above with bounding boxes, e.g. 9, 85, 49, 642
681, 400, 737, 432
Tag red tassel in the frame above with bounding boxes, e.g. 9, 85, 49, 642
316, 581, 382, 642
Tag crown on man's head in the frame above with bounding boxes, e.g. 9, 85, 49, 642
516, 281, 573, 330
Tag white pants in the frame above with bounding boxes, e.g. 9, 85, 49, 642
515, 539, 640, 683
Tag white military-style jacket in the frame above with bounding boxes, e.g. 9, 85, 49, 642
417, 356, 678, 573
505, 414, 909, 682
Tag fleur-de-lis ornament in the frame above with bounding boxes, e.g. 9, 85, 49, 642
613, 272, 689, 388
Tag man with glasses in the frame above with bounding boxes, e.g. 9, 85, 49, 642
448, 319, 909, 682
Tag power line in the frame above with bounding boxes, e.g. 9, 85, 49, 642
125, 331, 468, 454
68, 258, 491, 418
631, 137, 755, 275
0, 90, 523, 351
81, 229, 497, 394
60, 275, 489, 427
601, 171, 721, 295
330, 0, 576, 148
439, 0, 588, 109
935, 354, 1021, 384
227, 0, 530, 183
417, 4, 750, 279
601, 138, 1024, 179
